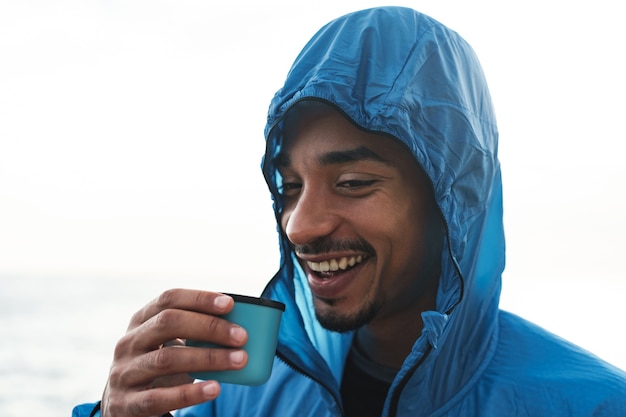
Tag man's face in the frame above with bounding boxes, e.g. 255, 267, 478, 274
278, 106, 443, 332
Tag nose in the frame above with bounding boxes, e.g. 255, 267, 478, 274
283, 188, 340, 246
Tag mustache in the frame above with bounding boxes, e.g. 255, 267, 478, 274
293, 237, 376, 257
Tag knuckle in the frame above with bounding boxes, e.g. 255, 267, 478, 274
152, 347, 174, 369
192, 290, 208, 307
112, 363, 136, 389
113, 333, 133, 359
153, 309, 179, 330
104, 389, 136, 417
157, 289, 179, 309
108, 363, 124, 383
127, 399, 145, 417
108, 360, 139, 389
105, 399, 125, 417
128, 309, 145, 328
138, 392, 159, 415
177, 385, 193, 405
205, 315, 222, 337
200, 346, 225, 368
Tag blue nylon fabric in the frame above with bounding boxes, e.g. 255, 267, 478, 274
74, 6, 626, 417
180, 6, 626, 416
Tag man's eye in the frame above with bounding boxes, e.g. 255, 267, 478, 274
337, 179, 377, 188
279, 182, 302, 196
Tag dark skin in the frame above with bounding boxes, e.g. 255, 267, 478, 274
100, 106, 443, 416
280, 105, 442, 369
101, 290, 249, 417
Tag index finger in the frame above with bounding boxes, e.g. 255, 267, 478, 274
128, 289, 233, 331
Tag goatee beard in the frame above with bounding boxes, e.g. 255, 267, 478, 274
314, 296, 381, 333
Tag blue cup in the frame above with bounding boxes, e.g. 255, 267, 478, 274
186, 294, 285, 386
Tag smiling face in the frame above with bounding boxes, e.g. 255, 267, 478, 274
276, 103, 444, 332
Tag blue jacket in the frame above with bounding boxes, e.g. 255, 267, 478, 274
74, 6, 626, 417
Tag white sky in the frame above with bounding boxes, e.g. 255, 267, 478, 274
1, 0, 625, 371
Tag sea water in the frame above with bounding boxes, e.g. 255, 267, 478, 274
0, 273, 237, 417
1, 274, 624, 417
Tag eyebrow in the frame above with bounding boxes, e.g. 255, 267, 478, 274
276, 146, 390, 168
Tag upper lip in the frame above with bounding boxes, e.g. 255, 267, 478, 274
295, 252, 365, 263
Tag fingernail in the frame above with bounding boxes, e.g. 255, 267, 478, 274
230, 326, 247, 344
214, 295, 231, 309
230, 350, 246, 365
202, 381, 219, 397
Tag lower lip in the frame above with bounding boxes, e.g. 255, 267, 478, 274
306, 261, 366, 299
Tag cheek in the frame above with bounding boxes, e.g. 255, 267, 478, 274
351, 198, 418, 270
384, 198, 432, 261
351, 194, 398, 227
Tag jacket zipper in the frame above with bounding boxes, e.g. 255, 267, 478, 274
276, 350, 345, 416
386, 345, 433, 417
277, 344, 433, 417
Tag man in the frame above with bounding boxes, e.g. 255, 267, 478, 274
74, 6, 626, 417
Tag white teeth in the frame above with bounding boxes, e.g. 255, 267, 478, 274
320, 261, 330, 272
307, 256, 365, 272
329, 259, 339, 271
338, 257, 348, 270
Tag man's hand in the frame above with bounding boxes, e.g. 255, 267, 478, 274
101, 289, 249, 417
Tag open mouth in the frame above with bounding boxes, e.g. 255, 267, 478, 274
306, 255, 366, 277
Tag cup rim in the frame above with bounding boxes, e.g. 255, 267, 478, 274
225, 293, 286, 311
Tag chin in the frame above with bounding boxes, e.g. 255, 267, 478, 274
314, 296, 380, 333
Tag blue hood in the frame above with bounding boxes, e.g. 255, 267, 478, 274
261, 6, 503, 412
72, 7, 626, 417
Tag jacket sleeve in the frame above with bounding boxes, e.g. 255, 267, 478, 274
72, 402, 101, 417
73, 402, 181, 417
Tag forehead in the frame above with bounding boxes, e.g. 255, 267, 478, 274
278, 103, 413, 169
